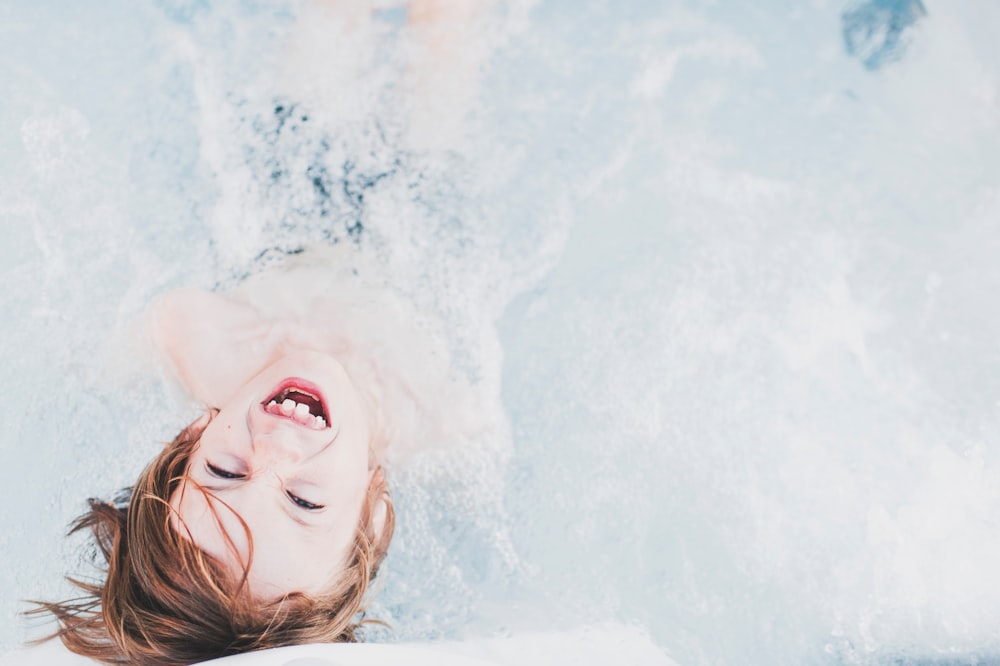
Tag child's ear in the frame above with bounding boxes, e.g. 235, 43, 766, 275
368, 467, 389, 538
371, 498, 388, 540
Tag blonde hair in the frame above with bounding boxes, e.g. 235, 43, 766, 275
29, 418, 395, 665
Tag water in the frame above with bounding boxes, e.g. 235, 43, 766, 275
2, 1, 1000, 664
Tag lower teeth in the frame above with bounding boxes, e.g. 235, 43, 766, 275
266, 400, 326, 428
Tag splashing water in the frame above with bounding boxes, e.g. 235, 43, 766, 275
2, 1, 1000, 664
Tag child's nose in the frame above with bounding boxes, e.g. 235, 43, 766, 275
251, 428, 305, 464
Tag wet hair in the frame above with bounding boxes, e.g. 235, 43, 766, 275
28, 417, 395, 665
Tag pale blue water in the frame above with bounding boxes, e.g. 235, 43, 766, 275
2, 1, 1000, 664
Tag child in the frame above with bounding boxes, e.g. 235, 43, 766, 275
31, 248, 477, 664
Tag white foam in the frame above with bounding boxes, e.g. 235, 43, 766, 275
3, 2, 1000, 665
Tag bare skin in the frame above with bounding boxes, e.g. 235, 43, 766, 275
149, 289, 378, 599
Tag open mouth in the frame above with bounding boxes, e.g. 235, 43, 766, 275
262, 380, 331, 431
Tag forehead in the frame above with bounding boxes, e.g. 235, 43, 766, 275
168, 475, 357, 599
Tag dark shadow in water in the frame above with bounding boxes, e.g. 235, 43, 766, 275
842, 0, 927, 70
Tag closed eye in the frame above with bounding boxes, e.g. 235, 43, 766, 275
206, 462, 245, 480
287, 491, 324, 511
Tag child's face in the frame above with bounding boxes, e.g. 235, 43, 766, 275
170, 350, 375, 598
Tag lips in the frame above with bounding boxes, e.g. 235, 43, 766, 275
262, 379, 331, 431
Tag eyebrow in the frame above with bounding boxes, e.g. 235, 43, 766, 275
193, 480, 233, 495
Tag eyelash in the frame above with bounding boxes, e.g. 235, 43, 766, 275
287, 493, 324, 511
206, 462, 244, 479
206, 463, 324, 510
